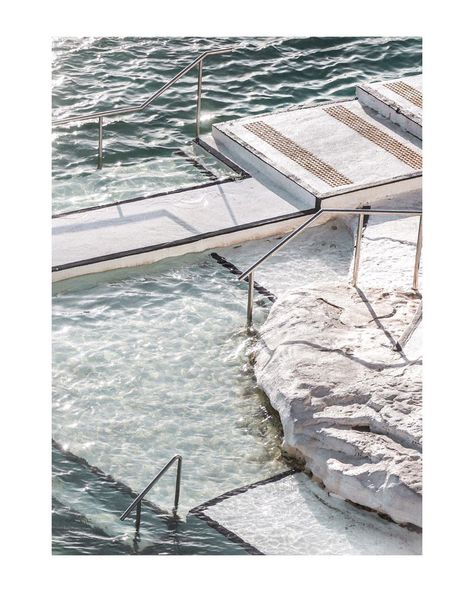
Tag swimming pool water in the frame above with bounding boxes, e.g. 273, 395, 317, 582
52, 221, 355, 553
52, 443, 248, 555
53, 254, 284, 513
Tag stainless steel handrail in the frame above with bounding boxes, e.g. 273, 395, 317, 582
53, 47, 234, 169
120, 454, 182, 532
239, 207, 423, 326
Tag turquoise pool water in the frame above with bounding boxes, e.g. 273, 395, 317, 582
52, 36, 422, 555
52, 222, 356, 554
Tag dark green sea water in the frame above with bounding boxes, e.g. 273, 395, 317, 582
52, 36, 421, 214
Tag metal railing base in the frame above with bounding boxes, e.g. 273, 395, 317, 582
120, 455, 182, 534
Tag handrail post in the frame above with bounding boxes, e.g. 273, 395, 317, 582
413, 215, 422, 291
53, 48, 235, 169
247, 272, 254, 328
135, 500, 142, 532
173, 456, 182, 515
352, 212, 364, 286
238, 208, 422, 328
97, 116, 104, 169
195, 59, 203, 139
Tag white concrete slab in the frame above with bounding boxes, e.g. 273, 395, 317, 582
198, 472, 421, 555
213, 97, 422, 211
357, 75, 422, 139
52, 177, 319, 282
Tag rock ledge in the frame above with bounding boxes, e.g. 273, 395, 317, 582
253, 283, 422, 527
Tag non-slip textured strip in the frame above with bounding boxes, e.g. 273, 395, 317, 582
244, 121, 352, 187
324, 105, 422, 170
384, 80, 423, 108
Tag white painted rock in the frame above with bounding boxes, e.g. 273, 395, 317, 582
253, 283, 422, 527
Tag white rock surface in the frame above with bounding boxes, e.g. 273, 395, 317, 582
254, 283, 422, 527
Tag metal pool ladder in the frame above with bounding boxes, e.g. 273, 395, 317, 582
120, 454, 182, 533
53, 47, 235, 169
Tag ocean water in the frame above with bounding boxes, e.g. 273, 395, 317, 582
52, 37, 422, 555
52, 36, 422, 214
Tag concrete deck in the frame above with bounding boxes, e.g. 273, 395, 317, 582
213, 81, 422, 211
190, 471, 421, 555
52, 75, 422, 282
52, 177, 317, 282
357, 74, 422, 139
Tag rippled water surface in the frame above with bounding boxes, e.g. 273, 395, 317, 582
52, 36, 421, 213
52, 221, 355, 554
52, 37, 422, 554
53, 254, 285, 513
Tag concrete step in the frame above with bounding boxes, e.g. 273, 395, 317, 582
356, 74, 422, 139
212, 94, 422, 212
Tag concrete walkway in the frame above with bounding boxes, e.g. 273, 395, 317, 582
52, 75, 422, 282
52, 177, 312, 281
190, 471, 421, 555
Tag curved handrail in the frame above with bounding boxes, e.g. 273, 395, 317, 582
120, 454, 182, 532
53, 47, 234, 125
53, 47, 235, 169
240, 207, 422, 327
